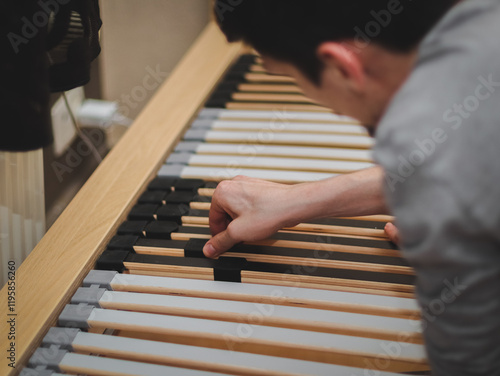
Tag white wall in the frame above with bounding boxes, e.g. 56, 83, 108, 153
99, 0, 210, 119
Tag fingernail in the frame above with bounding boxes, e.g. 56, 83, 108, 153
204, 243, 217, 258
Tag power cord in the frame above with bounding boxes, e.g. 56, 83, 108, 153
62, 91, 103, 163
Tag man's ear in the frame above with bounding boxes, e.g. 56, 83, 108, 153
316, 42, 365, 90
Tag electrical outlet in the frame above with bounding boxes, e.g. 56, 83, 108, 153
51, 87, 85, 157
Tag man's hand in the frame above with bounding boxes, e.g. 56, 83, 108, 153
203, 167, 390, 258
203, 176, 298, 258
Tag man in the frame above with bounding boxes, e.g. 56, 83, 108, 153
204, 1, 500, 375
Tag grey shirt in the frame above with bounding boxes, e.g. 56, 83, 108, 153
374, 0, 500, 374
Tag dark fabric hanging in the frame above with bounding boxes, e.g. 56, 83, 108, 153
0, 0, 102, 152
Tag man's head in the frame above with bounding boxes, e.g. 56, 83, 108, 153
214, 0, 458, 127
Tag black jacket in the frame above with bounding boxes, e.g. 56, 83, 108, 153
0, 0, 102, 151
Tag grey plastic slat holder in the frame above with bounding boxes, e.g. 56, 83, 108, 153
183, 129, 209, 140
198, 108, 222, 118
191, 119, 215, 128
58, 304, 93, 329
28, 347, 68, 370
175, 141, 202, 152
71, 287, 106, 307
166, 153, 192, 165
42, 328, 80, 351
20, 368, 59, 376
158, 164, 184, 177
82, 270, 117, 289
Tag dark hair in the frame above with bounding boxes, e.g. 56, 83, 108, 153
215, 0, 459, 83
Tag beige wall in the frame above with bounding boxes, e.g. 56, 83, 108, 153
99, 0, 210, 119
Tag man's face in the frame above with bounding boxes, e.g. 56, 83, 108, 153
261, 50, 415, 133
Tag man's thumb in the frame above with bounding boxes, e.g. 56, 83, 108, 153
203, 229, 237, 258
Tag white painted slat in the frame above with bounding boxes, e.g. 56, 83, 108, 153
106, 273, 420, 312
71, 331, 412, 376
198, 108, 359, 124
60, 352, 224, 376
87, 308, 427, 360
167, 154, 374, 173
191, 120, 368, 135
175, 142, 373, 162
158, 165, 336, 182
184, 130, 374, 149
100, 291, 420, 334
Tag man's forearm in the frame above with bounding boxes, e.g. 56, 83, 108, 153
282, 166, 388, 226
204, 166, 388, 257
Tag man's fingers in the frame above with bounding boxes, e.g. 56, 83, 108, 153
208, 207, 231, 237
208, 189, 233, 236
203, 228, 238, 258
385, 222, 400, 245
